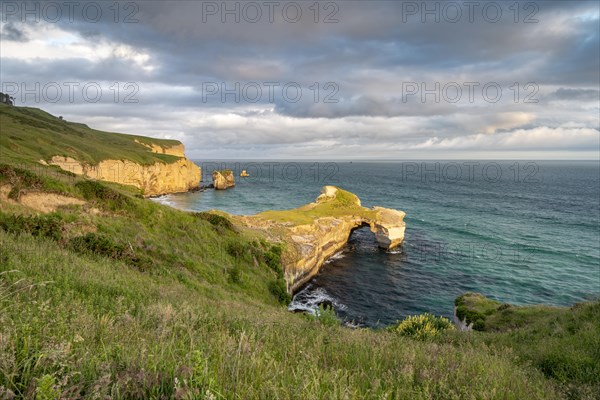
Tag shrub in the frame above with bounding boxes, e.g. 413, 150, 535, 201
0, 163, 69, 200
226, 241, 248, 260
228, 265, 242, 284
0, 211, 63, 241
69, 233, 125, 259
0, 164, 44, 189
68, 233, 154, 271
75, 180, 131, 210
392, 313, 455, 340
193, 212, 235, 232
472, 319, 486, 331
455, 305, 487, 331
315, 304, 339, 327
268, 278, 291, 305
264, 245, 283, 275
454, 293, 502, 331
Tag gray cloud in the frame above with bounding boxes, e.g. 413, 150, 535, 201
0, 0, 598, 158
551, 88, 600, 101
0, 22, 28, 41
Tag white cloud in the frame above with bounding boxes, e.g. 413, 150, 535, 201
1, 22, 155, 71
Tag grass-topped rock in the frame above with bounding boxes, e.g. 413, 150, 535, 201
238, 186, 406, 293
455, 292, 503, 331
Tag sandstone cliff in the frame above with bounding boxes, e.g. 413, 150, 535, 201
212, 170, 235, 190
49, 143, 200, 197
238, 186, 406, 293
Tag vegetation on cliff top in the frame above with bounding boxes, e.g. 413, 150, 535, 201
257, 187, 376, 226
0, 104, 183, 166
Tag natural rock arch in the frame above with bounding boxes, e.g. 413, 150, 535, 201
240, 186, 406, 293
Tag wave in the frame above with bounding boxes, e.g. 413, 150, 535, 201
324, 250, 346, 264
288, 285, 347, 315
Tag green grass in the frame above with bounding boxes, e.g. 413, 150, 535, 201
450, 293, 600, 398
257, 188, 376, 226
0, 231, 561, 399
0, 104, 182, 166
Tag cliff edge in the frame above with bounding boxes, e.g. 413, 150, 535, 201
49, 153, 200, 197
0, 105, 200, 197
238, 186, 406, 293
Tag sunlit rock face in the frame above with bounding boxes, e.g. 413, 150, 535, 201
212, 170, 236, 190
49, 143, 200, 197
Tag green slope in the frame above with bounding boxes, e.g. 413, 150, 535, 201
0, 104, 182, 166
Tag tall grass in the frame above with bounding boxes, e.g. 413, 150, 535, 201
0, 232, 559, 399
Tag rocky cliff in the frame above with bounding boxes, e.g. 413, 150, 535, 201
238, 186, 406, 293
49, 143, 200, 197
212, 170, 235, 190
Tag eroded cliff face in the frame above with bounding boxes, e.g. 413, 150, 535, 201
212, 170, 235, 190
239, 186, 406, 293
49, 144, 200, 197
284, 208, 406, 292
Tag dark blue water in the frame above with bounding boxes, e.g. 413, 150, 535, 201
154, 161, 600, 327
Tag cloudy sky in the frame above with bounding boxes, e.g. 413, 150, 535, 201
1, 0, 599, 159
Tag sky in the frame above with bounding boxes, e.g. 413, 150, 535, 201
1, 0, 599, 160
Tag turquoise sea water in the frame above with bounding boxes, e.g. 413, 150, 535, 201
154, 161, 600, 327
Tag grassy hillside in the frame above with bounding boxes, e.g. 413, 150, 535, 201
0, 108, 598, 399
453, 293, 600, 398
0, 104, 182, 166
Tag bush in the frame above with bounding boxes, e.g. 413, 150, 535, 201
315, 304, 339, 327
0, 211, 63, 241
226, 241, 249, 260
455, 305, 487, 331
392, 313, 455, 340
0, 164, 44, 191
69, 233, 125, 259
75, 180, 131, 210
264, 245, 282, 275
68, 233, 154, 271
228, 265, 242, 284
193, 212, 235, 232
472, 319, 486, 331
0, 163, 69, 200
268, 278, 291, 305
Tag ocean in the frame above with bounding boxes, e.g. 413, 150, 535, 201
154, 161, 600, 327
